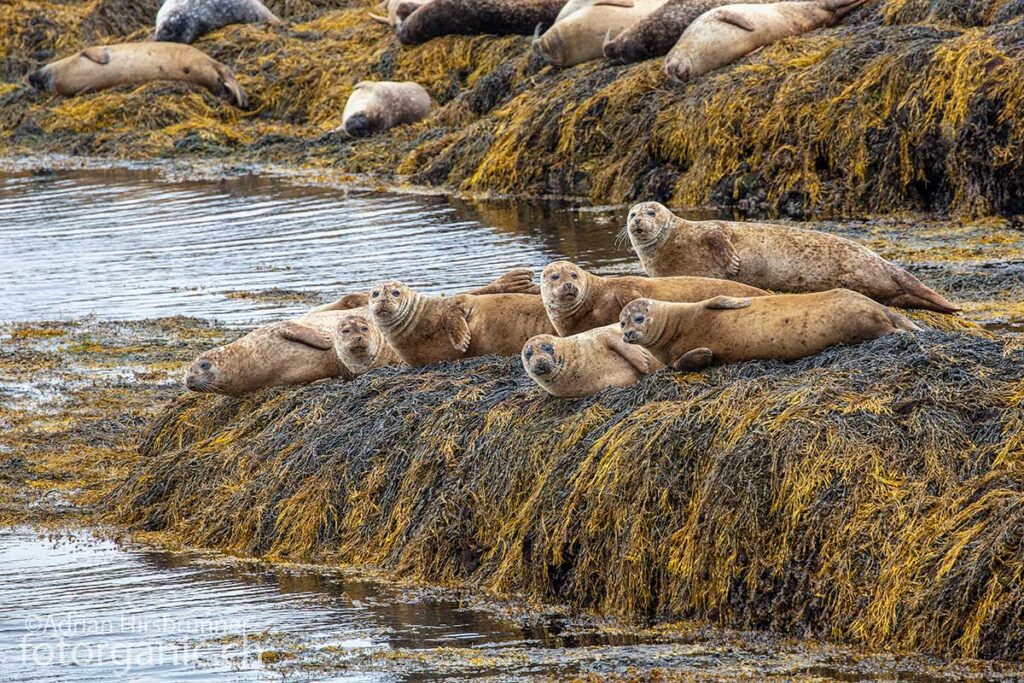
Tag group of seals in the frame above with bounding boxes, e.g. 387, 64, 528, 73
341, 81, 432, 137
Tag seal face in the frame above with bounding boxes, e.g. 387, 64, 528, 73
619, 290, 921, 371
625, 201, 959, 313
155, 0, 280, 44
522, 324, 663, 397
663, 0, 867, 82
29, 42, 248, 108
334, 313, 401, 376
397, 0, 566, 45
342, 81, 431, 137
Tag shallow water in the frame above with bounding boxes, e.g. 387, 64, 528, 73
0, 169, 641, 324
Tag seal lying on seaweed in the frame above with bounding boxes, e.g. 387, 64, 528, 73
155, 0, 280, 44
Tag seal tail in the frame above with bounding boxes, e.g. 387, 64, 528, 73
823, 0, 871, 20
887, 266, 960, 314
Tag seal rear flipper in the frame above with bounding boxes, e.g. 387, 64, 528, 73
216, 69, 248, 108
714, 8, 756, 31
311, 292, 369, 312
442, 301, 472, 353
885, 310, 921, 333
471, 268, 537, 295
700, 226, 742, 277
368, 12, 393, 25
704, 295, 752, 310
276, 322, 334, 350
888, 267, 960, 314
672, 347, 714, 371
80, 46, 111, 65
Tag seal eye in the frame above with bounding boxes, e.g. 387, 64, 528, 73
199, 361, 212, 371
372, 291, 380, 298
634, 315, 645, 324
570, 272, 578, 279
524, 348, 533, 359
361, 326, 368, 333
541, 343, 554, 354
646, 209, 655, 217
391, 290, 400, 297
551, 274, 559, 281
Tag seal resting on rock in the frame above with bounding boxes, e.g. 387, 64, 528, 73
625, 202, 959, 313
534, 0, 668, 66
342, 81, 431, 137
155, 0, 280, 44
28, 43, 247, 107
619, 290, 921, 371
334, 313, 402, 376
369, 281, 556, 366
185, 269, 539, 395
602, 0, 770, 63
522, 324, 663, 397
397, 0, 566, 44
663, 0, 866, 81
368, 0, 428, 25
540, 260, 767, 335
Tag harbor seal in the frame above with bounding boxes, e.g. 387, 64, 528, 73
625, 202, 959, 313
369, 281, 556, 366
368, 0, 427, 25
602, 0, 770, 63
342, 81, 431, 137
334, 313, 403, 376
619, 289, 920, 370
541, 260, 767, 335
28, 43, 247, 108
522, 324, 663, 397
664, 0, 867, 81
534, 0, 668, 66
397, 0, 566, 45
155, 0, 280, 44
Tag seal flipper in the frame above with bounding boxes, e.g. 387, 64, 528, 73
607, 333, 657, 375
368, 12, 393, 24
704, 295, 752, 310
442, 301, 472, 353
715, 9, 757, 31
613, 283, 647, 311
310, 292, 369, 313
700, 227, 741, 277
887, 267, 960, 314
672, 347, 714, 371
80, 47, 111, 65
592, 0, 635, 6
470, 268, 538, 295
276, 322, 333, 350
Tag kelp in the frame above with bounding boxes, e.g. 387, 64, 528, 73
106, 319, 1024, 660
4, 0, 1024, 215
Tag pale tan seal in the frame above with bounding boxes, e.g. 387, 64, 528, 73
664, 0, 867, 82
27, 43, 247, 108
155, 0, 280, 44
368, 0, 427, 25
541, 260, 767, 335
625, 202, 959, 313
619, 289, 920, 370
185, 269, 539, 395
333, 313, 402, 376
522, 324, 663, 397
534, 0, 668, 66
369, 281, 556, 366
342, 81, 431, 137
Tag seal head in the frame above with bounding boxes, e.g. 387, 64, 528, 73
185, 347, 234, 394
335, 314, 386, 375
540, 261, 591, 316
368, 280, 418, 332
626, 201, 674, 250
619, 298, 659, 346
521, 335, 562, 378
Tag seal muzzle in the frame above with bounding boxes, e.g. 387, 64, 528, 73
345, 113, 373, 138
27, 67, 52, 93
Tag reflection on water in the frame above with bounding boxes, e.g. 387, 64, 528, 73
0, 170, 643, 325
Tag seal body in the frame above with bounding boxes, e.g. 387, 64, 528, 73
541, 260, 767, 335
398, 0, 566, 44
334, 313, 403, 376
626, 202, 959, 313
342, 81, 431, 137
535, 0, 668, 66
370, 281, 556, 366
368, 0, 428, 25
619, 290, 920, 370
664, 0, 866, 81
155, 0, 280, 44
28, 43, 247, 107
603, 0, 770, 63
522, 324, 663, 397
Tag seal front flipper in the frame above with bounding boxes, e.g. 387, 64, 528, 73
715, 8, 756, 31
442, 301, 472, 353
607, 334, 657, 374
613, 283, 647, 311
700, 226, 741, 278
704, 295, 752, 310
672, 347, 714, 371
276, 322, 333, 350
80, 47, 111, 65
310, 292, 369, 313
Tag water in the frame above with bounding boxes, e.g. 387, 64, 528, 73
0, 169, 638, 325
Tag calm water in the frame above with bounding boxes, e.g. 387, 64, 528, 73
0, 169, 640, 324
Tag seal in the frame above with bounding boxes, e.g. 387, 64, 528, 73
185, 269, 540, 395
540, 260, 767, 335
342, 81, 431, 137
534, 0, 667, 66
602, 0, 770, 63
155, 0, 280, 44
522, 324, 664, 397
28, 43, 247, 107
334, 313, 403, 376
369, 281, 556, 366
619, 289, 921, 371
397, 0, 566, 45
625, 202, 959, 313
663, 0, 867, 82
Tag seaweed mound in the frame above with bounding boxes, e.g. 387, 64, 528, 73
5, 0, 1024, 216
107, 323, 1024, 660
